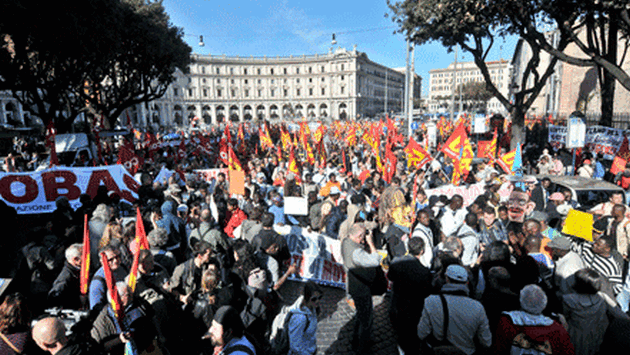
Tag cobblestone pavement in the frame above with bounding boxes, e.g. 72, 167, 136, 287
279, 281, 399, 355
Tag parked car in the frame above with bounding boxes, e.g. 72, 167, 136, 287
537, 174, 625, 211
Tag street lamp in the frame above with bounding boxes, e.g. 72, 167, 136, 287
199, 36, 205, 47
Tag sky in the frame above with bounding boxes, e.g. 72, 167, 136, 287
163, 0, 519, 97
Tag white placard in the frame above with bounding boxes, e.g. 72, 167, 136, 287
284, 196, 308, 215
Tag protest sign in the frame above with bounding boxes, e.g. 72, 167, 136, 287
426, 182, 486, 207
194, 168, 229, 183
562, 209, 594, 242
0, 166, 139, 214
228, 169, 245, 195
549, 124, 630, 159
284, 197, 308, 215
274, 225, 346, 288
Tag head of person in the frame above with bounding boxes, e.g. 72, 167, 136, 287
307, 191, 319, 204
261, 212, 275, 229
547, 235, 572, 260
193, 241, 213, 263
417, 210, 431, 227
573, 268, 603, 295
465, 212, 478, 228
610, 191, 624, 205
562, 190, 572, 203
201, 268, 220, 293
498, 205, 508, 222
32, 317, 67, 354
109, 282, 133, 308
260, 234, 281, 256
99, 245, 121, 271
0, 293, 31, 334
408, 237, 425, 258
302, 281, 323, 310
329, 173, 337, 183
523, 219, 542, 237
208, 306, 245, 347
65, 243, 82, 269
442, 236, 464, 259
519, 284, 547, 315
147, 228, 169, 250
227, 198, 239, 211
482, 206, 496, 227
449, 195, 464, 211
348, 224, 367, 245
487, 266, 511, 291
592, 236, 614, 257
549, 192, 565, 206
481, 241, 511, 265
138, 249, 154, 275
444, 264, 468, 285
613, 204, 626, 222
541, 177, 551, 189
507, 189, 536, 223
523, 235, 542, 254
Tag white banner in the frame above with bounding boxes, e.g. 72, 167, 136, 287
549, 124, 630, 158
0, 166, 139, 214
274, 225, 346, 288
426, 182, 486, 207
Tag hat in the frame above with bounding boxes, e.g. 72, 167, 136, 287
583, 159, 591, 165
529, 211, 548, 223
272, 195, 283, 203
212, 306, 244, 334
329, 186, 341, 195
177, 204, 188, 213
549, 192, 565, 201
445, 264, 468, 283
557, 204, 572, 216
547, 236, 571, 250
256, 172, 266, 179
593, 217, 609, 234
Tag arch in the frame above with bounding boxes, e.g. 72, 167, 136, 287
307, 104, 316, 118
202, 105, 211, 111
256, 105, 265, 120
229, 105, 239, 122
295, 104, 303, 119
174, 105, 183, 111
270, 105, 279, 119
202, 114, 211, 125
243, 105, 253, 121
216, 105, 225, 123
187, 105, 196, 111
282, 104, 292, 119
174, 112, 183, 125
319, 103, 328, 118
5, 102, 15, 111
339, 103, 348, 120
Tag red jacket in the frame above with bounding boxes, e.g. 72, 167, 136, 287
224, 208, 247, 238
494, 311, 575, 354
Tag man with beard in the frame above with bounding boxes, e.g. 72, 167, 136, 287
205, 305, 256, 355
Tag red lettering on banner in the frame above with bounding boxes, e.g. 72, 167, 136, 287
321, 260, 346, 284
41, 171, 81, 202
0, 175, 38, 203
120, 175, 139, 203
85, 170, 123, 198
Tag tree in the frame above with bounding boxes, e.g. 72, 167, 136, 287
81, 0, 191, 129
0, 0, 123, 132
388, 0, 567, 148
490, 0, 630, 126
459, 82, 494, 112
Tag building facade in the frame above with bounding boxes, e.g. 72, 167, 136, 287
427, 59, 512, 116
129, 47, 418, 127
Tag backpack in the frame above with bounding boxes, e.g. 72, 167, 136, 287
269, 297, 309, 355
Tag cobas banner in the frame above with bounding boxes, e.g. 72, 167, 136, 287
0, 166, 139, 214
274, 225, 346, 288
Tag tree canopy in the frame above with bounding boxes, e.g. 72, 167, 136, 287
0, 0, 190, 132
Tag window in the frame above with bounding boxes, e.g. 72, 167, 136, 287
340, 87, 344, 94
309, 88, 313, 96
230, 68, 234, 75
188, 78, 192, 83
231, 79, 235, 84
271, 79, 275, 84
284, 89, 288, 97
217, 89, 222, 97
270, 68, 274, 75
173, 88, 178, 96
231, 89, 236, 97
258, 89, 262, 97
202, 78, 206, 83
244, 79, 248, 84
201, 66, 205, 74
244, 68, 248, 75
257, 68, 261, 75
258, 79, 262, 84
308, 67, 312, 73
245, 89, 249, 97
341, 64, 345, 71
341, 75, 345, 81
217, 79, 221, 83
309, 78, 313, 83
216, 67, 220, 74
321, 77, 325, 82
296, 78, 300, 83
321, 66, 325, 72
296, 68, 300, 74
297, 89, 300, 96
203, 89, 207, 97
188, 89, 193, 97
271, 89, 275, 97
284, 78, 287, 84
284, 68, 287, 74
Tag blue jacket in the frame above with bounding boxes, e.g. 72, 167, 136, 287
88, 266, 128, 311
288, 306, 317, 355
156, 200, 186, 250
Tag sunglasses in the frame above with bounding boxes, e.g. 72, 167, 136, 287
310, 295, 323, 302
107, 254, 121, 262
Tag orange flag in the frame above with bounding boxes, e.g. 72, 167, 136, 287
128, 207, 149, 292
228, 145, 243, 171
280, 127, 291, 150
313, 125, 325, 144
101, 252, 123, 322
345, 127, 357, 146
405, 137, 433, 170
497, 148, 517, 174
288, 146, 301, 181
259, 124, 274, 150
79, 214, 90, 295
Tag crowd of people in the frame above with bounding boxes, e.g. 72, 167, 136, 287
1, 119, 630, 355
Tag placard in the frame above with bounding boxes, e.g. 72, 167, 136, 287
228, 169, 245, 195
562, 209, 594, 241
284, 197, 308, 216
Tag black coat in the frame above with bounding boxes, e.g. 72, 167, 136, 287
48, 261, 82, 309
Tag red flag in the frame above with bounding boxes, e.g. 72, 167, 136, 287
177, 139, 187, 162
345, 127, 357, 146
404, 137, 433, 170
611, 156, 627, 175
128, 207, 148, 292
477, 141, 493, 159
497, 148, 517, 174
384, 144, 397, 184
219, 138, 229, 166
79, 214, 90, 295
259, 124, 274, 150
45, 120, 58, 167
228, 144, 243, 171
341, 149, 347, 174
100, 253, 123, 322
441, 122, 469, 159
117, 146, 143, 175
618, 136, 630, 161
288, 146, 301, 180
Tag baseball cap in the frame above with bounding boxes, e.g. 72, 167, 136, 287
529, 211, 548, 223
177, 204, 188, 213
329, 186, 341, 195
445, 264, 468, 283
549, 192, 565, 201
547, 236, 571, 250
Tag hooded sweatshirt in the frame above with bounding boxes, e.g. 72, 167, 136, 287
156, 200, 186, 250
